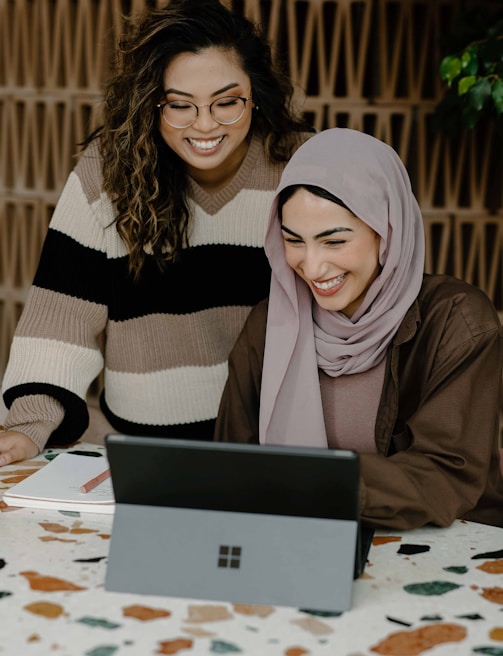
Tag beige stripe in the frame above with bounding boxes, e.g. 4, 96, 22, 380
74, 140, 103, 205
14, 287, 107, 349
106, 306, 252, 373
13, 290, 253, 374
190, 189, 275, 248
49, 172, 127, 258
2, 336, 103, 398
104, 362, 228, 425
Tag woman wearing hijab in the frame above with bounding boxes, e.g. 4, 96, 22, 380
214, 128, 503, 530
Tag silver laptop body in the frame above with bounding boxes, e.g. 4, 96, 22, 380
104, 435, 371, 612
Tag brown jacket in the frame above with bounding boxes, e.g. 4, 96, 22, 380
215, 274, 503, 530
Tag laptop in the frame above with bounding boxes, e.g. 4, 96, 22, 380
104, 434, 374, 612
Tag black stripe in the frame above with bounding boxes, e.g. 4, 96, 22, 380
100, 394, 215, 441
3, 384, 89, 446
108, 244, 271, 320
33, 229, 109, 305
32, 230, 271, 319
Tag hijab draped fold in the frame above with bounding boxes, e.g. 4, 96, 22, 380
259, 128, 425, 447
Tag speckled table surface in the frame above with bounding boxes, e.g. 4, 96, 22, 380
1, 442, 502, 656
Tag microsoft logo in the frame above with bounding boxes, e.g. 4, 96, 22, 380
217, 545, 242, 569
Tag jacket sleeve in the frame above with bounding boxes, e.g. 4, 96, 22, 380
214, 299, 268, 444
360, 284, 503, 530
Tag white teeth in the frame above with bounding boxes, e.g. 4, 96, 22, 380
313, 273, 346, 290
187, 136, 224, 150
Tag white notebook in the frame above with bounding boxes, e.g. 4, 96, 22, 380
2, 452, 115, 514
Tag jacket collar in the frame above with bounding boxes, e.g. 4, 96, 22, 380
392, 297, 421, 347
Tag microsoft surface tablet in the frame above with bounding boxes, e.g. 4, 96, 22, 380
105, 434, 372, 612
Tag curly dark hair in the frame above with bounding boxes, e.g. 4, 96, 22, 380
94, 0, 310, 278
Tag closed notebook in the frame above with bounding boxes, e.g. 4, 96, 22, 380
2, 452, 115, 514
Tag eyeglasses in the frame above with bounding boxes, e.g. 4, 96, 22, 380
156, 95, 252, 129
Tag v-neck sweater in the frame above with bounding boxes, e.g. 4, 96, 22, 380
2, 131, 313, 450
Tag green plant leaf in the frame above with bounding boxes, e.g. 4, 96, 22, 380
468, 77, 492, 110
461, 48, 479, 76
492, 79, 503, 114
458, 75, 477, 95
460, 50, 472, 68
440, 55, 462, 83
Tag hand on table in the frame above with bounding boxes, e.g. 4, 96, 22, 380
0, 430, 39, 467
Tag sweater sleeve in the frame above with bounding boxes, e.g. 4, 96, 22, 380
2, 154, 111, 449
360, 284, 503, 530
214, 299, 268, 444
3, 395, 65, 453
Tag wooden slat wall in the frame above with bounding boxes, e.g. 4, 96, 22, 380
1, 0, 502, 383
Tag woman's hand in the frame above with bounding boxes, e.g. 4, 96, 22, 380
0, 430, 39, 466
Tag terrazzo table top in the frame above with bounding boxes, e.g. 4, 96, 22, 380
1, 442, 502, 656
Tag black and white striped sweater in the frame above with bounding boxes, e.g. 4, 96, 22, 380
2, 133, 310, 450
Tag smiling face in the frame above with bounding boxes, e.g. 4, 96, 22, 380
158, 47, 254, 192
280, 187, 381, 318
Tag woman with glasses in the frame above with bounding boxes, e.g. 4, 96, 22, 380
0, 0, 313, 466
215, 128, 503, 529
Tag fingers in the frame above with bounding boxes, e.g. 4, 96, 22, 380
0, 431, 39, 467
0, 449, 16, 467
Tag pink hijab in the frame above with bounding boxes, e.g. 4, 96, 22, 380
259, 128, 425, 447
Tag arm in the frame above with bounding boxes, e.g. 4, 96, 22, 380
214, 299, 268, 444
1, 161, 110, 463
360, 283, 503, 529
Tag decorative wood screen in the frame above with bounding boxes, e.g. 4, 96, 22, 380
1, 0, 502, 385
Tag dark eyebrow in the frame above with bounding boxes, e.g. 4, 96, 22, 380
163, 82, 241, 98
280, 224, 354, 239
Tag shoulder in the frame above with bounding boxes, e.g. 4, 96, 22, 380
235, 298, 268, 349
417, 274, 502, 343
74, 138, 102, 173
229, 298, 268, 368
72, 138, 105, 201
50, 137, 120, 242
242, 298, 269, 336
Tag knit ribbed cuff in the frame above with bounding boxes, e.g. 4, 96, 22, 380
3, 394, 65, 453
